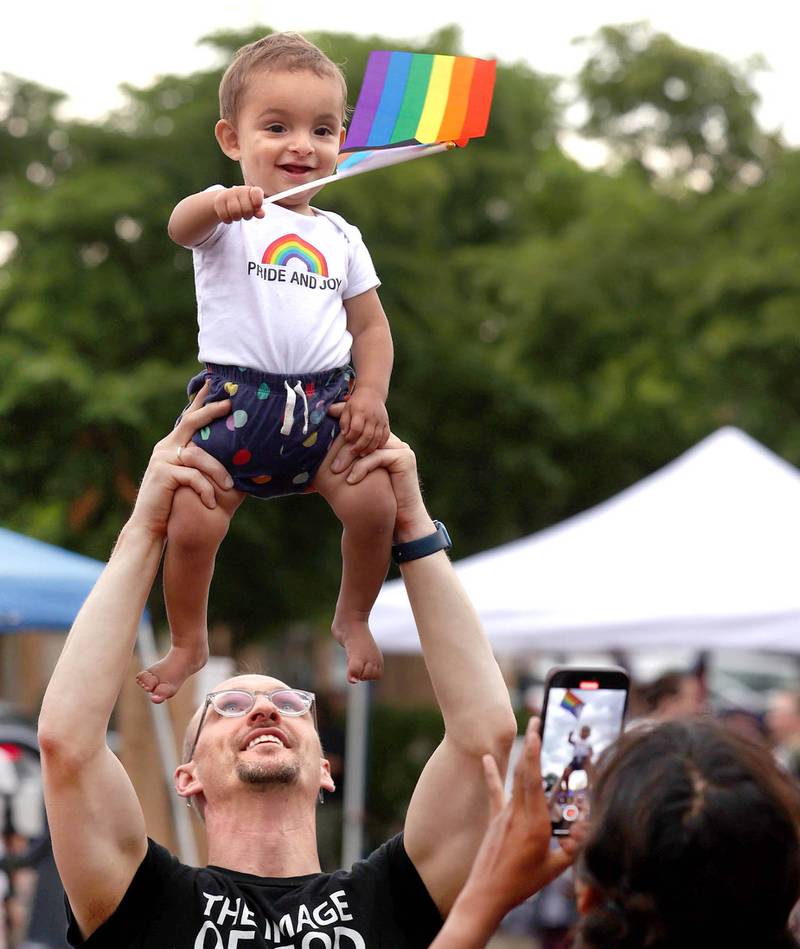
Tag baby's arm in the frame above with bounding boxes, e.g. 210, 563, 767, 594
168, 185, 265, 247
342, 288, 393, 455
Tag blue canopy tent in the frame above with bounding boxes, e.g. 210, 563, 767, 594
0, 526, 197, 864
0, 527, 104, 632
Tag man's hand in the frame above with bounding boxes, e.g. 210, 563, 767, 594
130, 385, 233, 540
213, 185, 265, 224
325, 419, 430, 541
338, 386, 390, 456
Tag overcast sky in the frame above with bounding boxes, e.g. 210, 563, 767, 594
3, 1, 798, 144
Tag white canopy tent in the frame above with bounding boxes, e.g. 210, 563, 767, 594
371, 426, 800, 654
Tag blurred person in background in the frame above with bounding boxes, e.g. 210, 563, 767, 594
718, 707, 768, 746
632, 670, 705, 723
768, 689, 800, 780
0, 744, 19, 945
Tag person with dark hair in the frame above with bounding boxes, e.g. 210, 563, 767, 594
431, 718, 800, 949
634, 671, 705, 721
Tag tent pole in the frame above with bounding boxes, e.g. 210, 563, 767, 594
342, 682, 370, 867
136, 621, 199, 866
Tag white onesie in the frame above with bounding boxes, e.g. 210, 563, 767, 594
191, 191, 380, 374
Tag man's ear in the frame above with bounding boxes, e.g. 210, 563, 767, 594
216, 118, 241, 160
175, 762, 203, 801
319, 757, 336, 793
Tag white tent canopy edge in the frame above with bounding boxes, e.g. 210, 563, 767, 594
371, 427, 800, 654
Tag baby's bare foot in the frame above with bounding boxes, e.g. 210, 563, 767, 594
332, 615, 384, 683
136, 642, 209, 703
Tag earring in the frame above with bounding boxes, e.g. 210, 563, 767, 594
318, 789, 325, 804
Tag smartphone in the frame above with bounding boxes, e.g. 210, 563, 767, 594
539, 665, 630, 835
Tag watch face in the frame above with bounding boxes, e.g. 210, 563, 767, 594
433, 521, 452, 549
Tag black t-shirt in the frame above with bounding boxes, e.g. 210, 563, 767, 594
66, 834, 442, 948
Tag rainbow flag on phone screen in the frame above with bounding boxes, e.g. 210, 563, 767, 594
560, 689, 585, 719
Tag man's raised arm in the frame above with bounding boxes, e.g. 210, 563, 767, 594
340, 436, 518, 915
38, 391, 231, 940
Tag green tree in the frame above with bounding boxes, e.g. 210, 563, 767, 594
575, 22, 777, 189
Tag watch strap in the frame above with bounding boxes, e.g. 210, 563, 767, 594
391, 520, 452, 565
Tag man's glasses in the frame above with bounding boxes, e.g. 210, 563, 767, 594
185, 688, 316, 762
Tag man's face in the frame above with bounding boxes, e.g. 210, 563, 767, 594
767, 692, 800, 744
220, 67, 345, 215
189, 674, 326, 798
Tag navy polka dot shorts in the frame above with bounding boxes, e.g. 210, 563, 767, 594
184, 363, 354, 499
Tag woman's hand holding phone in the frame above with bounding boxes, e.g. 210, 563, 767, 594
431, 718, 585, 949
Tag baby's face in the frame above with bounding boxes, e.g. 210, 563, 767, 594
232, 68, 345, 214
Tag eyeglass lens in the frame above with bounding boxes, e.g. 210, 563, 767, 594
210, 689, 312, 716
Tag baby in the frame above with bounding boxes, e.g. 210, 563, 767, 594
136, 32, 396, 701
560, 725, 594, 790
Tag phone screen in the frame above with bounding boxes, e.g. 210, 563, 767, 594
540, 676, 628, 835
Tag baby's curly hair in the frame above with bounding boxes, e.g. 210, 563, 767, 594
219, 32, 348, 123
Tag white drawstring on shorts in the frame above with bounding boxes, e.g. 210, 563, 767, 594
281, 380, 309, 437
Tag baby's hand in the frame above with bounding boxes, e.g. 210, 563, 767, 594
214, 185, 265, 224
339, 387, 389, 456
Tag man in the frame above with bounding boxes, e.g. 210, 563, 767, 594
38, 390, 517, 947
767, 689, 800, 779
635, 671, 705, 721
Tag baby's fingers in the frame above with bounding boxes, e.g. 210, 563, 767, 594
250, 186, 266, 218
344, 412, 365, 443
216, 193, 238, 223
352, 420, 377, 455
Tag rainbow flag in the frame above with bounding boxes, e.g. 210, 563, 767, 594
342, 51, 497, 152
266, 50, 496, 206
560, 690, 585, 719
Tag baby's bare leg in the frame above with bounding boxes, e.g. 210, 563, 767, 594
314, 457, 396, 683
136, 484, 244, 703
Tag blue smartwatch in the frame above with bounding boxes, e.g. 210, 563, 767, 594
391, 520, 452, 565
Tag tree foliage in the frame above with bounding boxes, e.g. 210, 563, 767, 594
1, 24, 799, 648
575, 22, 778, 189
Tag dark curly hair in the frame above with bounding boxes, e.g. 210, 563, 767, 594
572, 720, 800, 949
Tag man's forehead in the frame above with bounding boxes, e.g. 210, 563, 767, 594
214, 673, 290, 693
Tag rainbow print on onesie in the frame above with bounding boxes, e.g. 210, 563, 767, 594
262, 234, 329, 276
